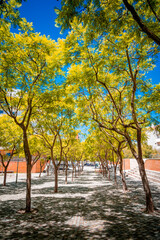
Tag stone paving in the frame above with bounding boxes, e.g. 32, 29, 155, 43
0, 167, 160, 240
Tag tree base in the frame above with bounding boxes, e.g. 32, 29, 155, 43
17, 208, 38, 214
141, 207, 159, 214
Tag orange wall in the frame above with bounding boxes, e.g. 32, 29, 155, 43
121, 158, 160, 172
0, 159, 46, 173
32, 160, 46, 173
123, 159, 130, 170
145, 159, 160, 172
0, 150, 13, 155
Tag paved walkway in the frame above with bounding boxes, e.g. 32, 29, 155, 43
0, 167, 160, 240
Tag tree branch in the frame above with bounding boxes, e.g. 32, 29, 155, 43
123, 0, 160, 45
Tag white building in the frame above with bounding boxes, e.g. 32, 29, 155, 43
146, 126, 160, 151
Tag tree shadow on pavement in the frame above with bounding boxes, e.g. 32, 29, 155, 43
0, 171, 160, 240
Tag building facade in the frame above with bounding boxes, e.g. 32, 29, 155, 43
146, 126, 160, 151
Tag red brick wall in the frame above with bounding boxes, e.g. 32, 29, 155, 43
0, 161, 26, 173
0, 150, 13, 155
122, 159, 130, 170
32, 160, 45, 173
0, 150, 6, 155
9, 161, 26, 173
145, 159, 160, 172
121, 158, 160, 172
0, 159, 46, 173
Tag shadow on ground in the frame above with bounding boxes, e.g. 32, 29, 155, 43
0, 170, 160, 240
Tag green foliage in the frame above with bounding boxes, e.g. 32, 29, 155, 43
0, 0, 159, 169
0, 115, 22, 151
55, 7, 160, 169
56, 0, 160, 45
0, 115, 22, 168
0, 0, 33, 31
124, 144, 159, 159
0, 28, 64, 130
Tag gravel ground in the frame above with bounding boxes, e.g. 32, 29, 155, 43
0, 167, 160, 240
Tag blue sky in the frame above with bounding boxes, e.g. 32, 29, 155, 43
19, 0, 64, 40
18, 0, 160, 85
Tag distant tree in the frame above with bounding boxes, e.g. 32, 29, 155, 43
28, 135, 47, 169
123, 147, 134, 159
0, 115, 22, 185
62, 131, 78, 184
142, 144, 158, 159
33, 87, 76, 193
39, 158, 47, 178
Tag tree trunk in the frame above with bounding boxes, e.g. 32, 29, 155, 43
65, 161, 68, 184
47, 162, 50, 176
71, 161, 74, 181
54, 167, 58, 193
102, 165, 105, 176
104, 166, 108, 177
63, 163, 65, 173
106, 161, 110, 180
108, 170, 110, 180
16, 157, 19, 183
72, 168, 74, 182
99, 163, 102, 175
75, 166, 77, 178
26, 160, 32, 212
39, 165, 42, 178
23, 129, 32, 213
137, 159, 154, 213
107, 166, 110, 180
136, 129, 154, 213
82, 162, 84, 172
101, 162, 106, 177
3, 166, 7, 186
78, 162, 80, 176
114, 164, 118, 186
126, 128, 155, 212
119, 153, 128, 191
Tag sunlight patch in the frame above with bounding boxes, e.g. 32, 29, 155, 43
65, 215, 105, 232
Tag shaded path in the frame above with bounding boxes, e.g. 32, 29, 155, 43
0, 167, 160, 239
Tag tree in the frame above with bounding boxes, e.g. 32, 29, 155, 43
104, 131, 128, 191
62, 130, 78, 184
39, 158, 47, 178
0, 28, 62, 212
56, 0, 160, 46
62, 18, 158, 212
33, 87, 76, 192
85, 131, 111, 178
0, 115, 22, 185
28, 135, 47, 169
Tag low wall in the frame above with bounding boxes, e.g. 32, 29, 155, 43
145, 159, 160, 172
0, 150, 13, 155
122, 158, 160, 172
122, 159, 130, 170
0, 159, 45, 173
